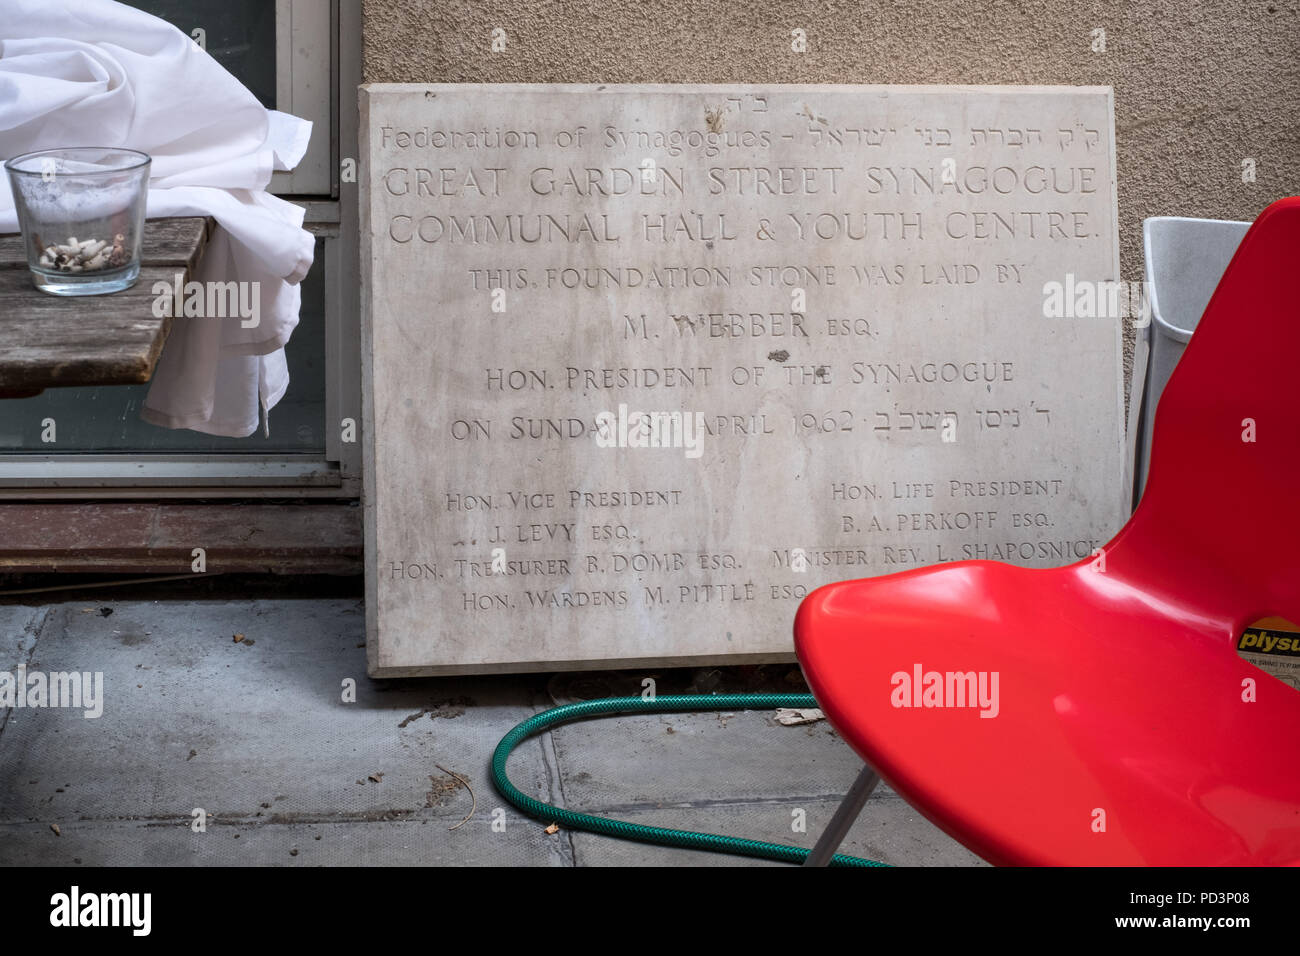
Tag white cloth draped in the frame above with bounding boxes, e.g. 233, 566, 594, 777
0, 0, 314, 437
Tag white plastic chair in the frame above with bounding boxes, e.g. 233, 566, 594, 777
1130, 216, 1249, 503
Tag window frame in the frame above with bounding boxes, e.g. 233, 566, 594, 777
0, 0, 361, 499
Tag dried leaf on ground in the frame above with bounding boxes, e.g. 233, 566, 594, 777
775, 707, 825, 726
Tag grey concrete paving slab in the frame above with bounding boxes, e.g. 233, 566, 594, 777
0, 814, 565, 866
0, 597, 979, 866
551, 708, 864, 808
566, 791, 989, 867
0, 599, 561, 866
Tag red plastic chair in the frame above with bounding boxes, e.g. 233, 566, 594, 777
794, 196, 1300, 866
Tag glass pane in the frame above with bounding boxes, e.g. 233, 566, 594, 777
118, 0, 277, 110
0, 239, 327, 454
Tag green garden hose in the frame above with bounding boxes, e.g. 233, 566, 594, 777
490, 692, 889, 867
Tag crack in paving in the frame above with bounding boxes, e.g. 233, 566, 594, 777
531, 691, 577, 866
0, 607, 50, 740
0, 808, 486, 828
0, 790, 899, 828
563, 791, 901, 816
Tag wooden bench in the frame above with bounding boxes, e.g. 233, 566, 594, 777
0, 217, 213, 398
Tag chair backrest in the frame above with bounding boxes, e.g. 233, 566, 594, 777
1145, 217, 1250, 340
1109, 197, 1300, 629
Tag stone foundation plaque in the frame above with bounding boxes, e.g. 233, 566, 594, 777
360, 84, 1123, 675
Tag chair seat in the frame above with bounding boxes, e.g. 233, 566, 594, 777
795, 560, 1300, 865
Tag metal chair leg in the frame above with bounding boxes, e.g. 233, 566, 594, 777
803, 764, 880, 866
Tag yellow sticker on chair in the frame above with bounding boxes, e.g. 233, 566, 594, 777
1238, 617, 1300, 691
